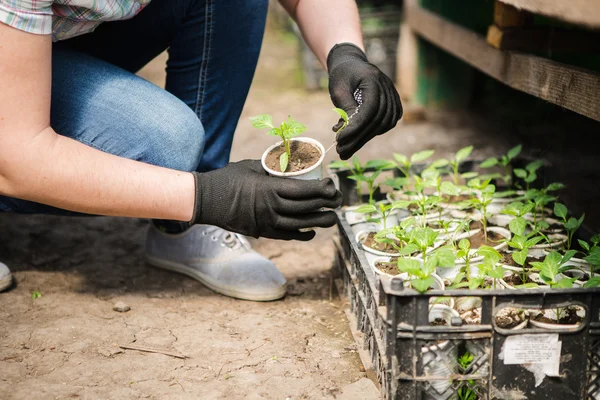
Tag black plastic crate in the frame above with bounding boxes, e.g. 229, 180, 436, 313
333, 209, 600, 400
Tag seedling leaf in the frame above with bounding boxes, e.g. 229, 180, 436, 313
250, 114, 274, 129
513, 168, 527, 179
329, 160, 350, 170
554, 203, 568, 220
355, 204, 377, 214
456, 145, 473, 163
279, 152, 289, 173
584, 276, 600, 288
480, 158, 498, 168
365, 159, 396, 170
411, 277, 434, 293
333, 108, 348, 123
410, 150, 435, 163
507, 144, 522, 160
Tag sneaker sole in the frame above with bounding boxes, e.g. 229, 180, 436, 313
0, 274, 12, 292
144, 254, 286, 302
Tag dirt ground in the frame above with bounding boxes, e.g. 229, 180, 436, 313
0, 10, 518, 400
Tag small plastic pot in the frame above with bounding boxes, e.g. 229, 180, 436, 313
343, 201, 408, 229
494, 307, 528, 331
529, 233, 568, 254
450, 226, 511, 264
261, 137, 325, 180
355, 229, 402, 258
528, 307, 585, 331
370, 256, 399, 277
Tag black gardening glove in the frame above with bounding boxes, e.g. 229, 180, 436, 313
327, 42, 403, 160
189, 160, 342, 241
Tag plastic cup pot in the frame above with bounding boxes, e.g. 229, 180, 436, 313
261, 137, 326, 233
494, 307, 528, 331
355, 229, 402, 259
528, 306, 585, 332
261, 137, 325, 180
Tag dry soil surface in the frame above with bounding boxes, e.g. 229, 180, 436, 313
0, 15, 516, 400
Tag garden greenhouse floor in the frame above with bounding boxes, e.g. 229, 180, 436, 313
0, 19, 528, 400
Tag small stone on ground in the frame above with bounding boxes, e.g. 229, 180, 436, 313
112, 301, 130, 313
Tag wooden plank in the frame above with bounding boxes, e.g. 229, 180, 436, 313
405, 4, 600, 122
397, 0, 418, 100
497, 0, 600, 28
493, 0, 531, 28
486, 24, 600, 53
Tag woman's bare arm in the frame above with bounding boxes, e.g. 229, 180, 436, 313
0, 23, 195, 221
278, 0, 364, 68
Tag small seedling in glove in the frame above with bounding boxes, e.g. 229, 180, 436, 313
250, 114, 306, 173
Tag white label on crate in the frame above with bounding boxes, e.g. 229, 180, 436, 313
503, 334, 561, 376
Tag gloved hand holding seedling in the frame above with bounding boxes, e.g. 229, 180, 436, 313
250, 114, 307, 173
327, 43, 403, 159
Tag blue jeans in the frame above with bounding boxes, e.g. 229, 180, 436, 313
0, 0, 268, 215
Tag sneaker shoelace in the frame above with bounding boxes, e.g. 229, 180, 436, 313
204, 226, 250, 251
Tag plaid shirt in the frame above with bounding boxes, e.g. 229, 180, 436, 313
0, 0, 150, 41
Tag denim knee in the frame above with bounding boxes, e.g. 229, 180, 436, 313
144, 103, 205, 172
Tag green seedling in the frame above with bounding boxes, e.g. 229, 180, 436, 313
332, 108, 349, 132
250, 114, 307, 173
329, 157, 394, 204
513, 159, 543, 191
393, 149, 436, 178
524, 182, 564, 228
349, 160, 395, 205
354, 201, 399, 230
530, 250, 579, 320
31, 290, 42, 300
437, 145, 476, 185
530, 250, 578, 288
504, 215, 545, 286
382, 176, 412, 194
457, 351, 478, 400
454, 239, 477, 283
374, 217, 416, 252
457, 178, 496, 242
329, 156, 365, 200
577, 234, 600, 281
397, 244, 455, 293
478, 247, 506, 290
554, 202, 584, 250
449, 243, 502, 290
480, 144, 522, 187
399, 173, 445, 224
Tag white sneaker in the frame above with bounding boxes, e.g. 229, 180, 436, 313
0, 262, 12, 292
144, 224, 287, 301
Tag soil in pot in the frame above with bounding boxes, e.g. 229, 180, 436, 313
465, 229, 505, 248
495, 308, 526, 329
374, 257, 400, 275
502, 273, 537, 287
540, 220, 564, 234
265, 141, 321, 173
408, 203, 445, 217
442, 193, 473, 204
532, 307, 584, 325
430, 318, 448, 326
563, 270, 590, 281
500, 252, 539, 270
460, 307, 481, 325
361, 232, 402, 254
469, 220, 484, 230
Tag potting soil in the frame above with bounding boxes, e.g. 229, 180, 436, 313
265, 141, 321, 172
